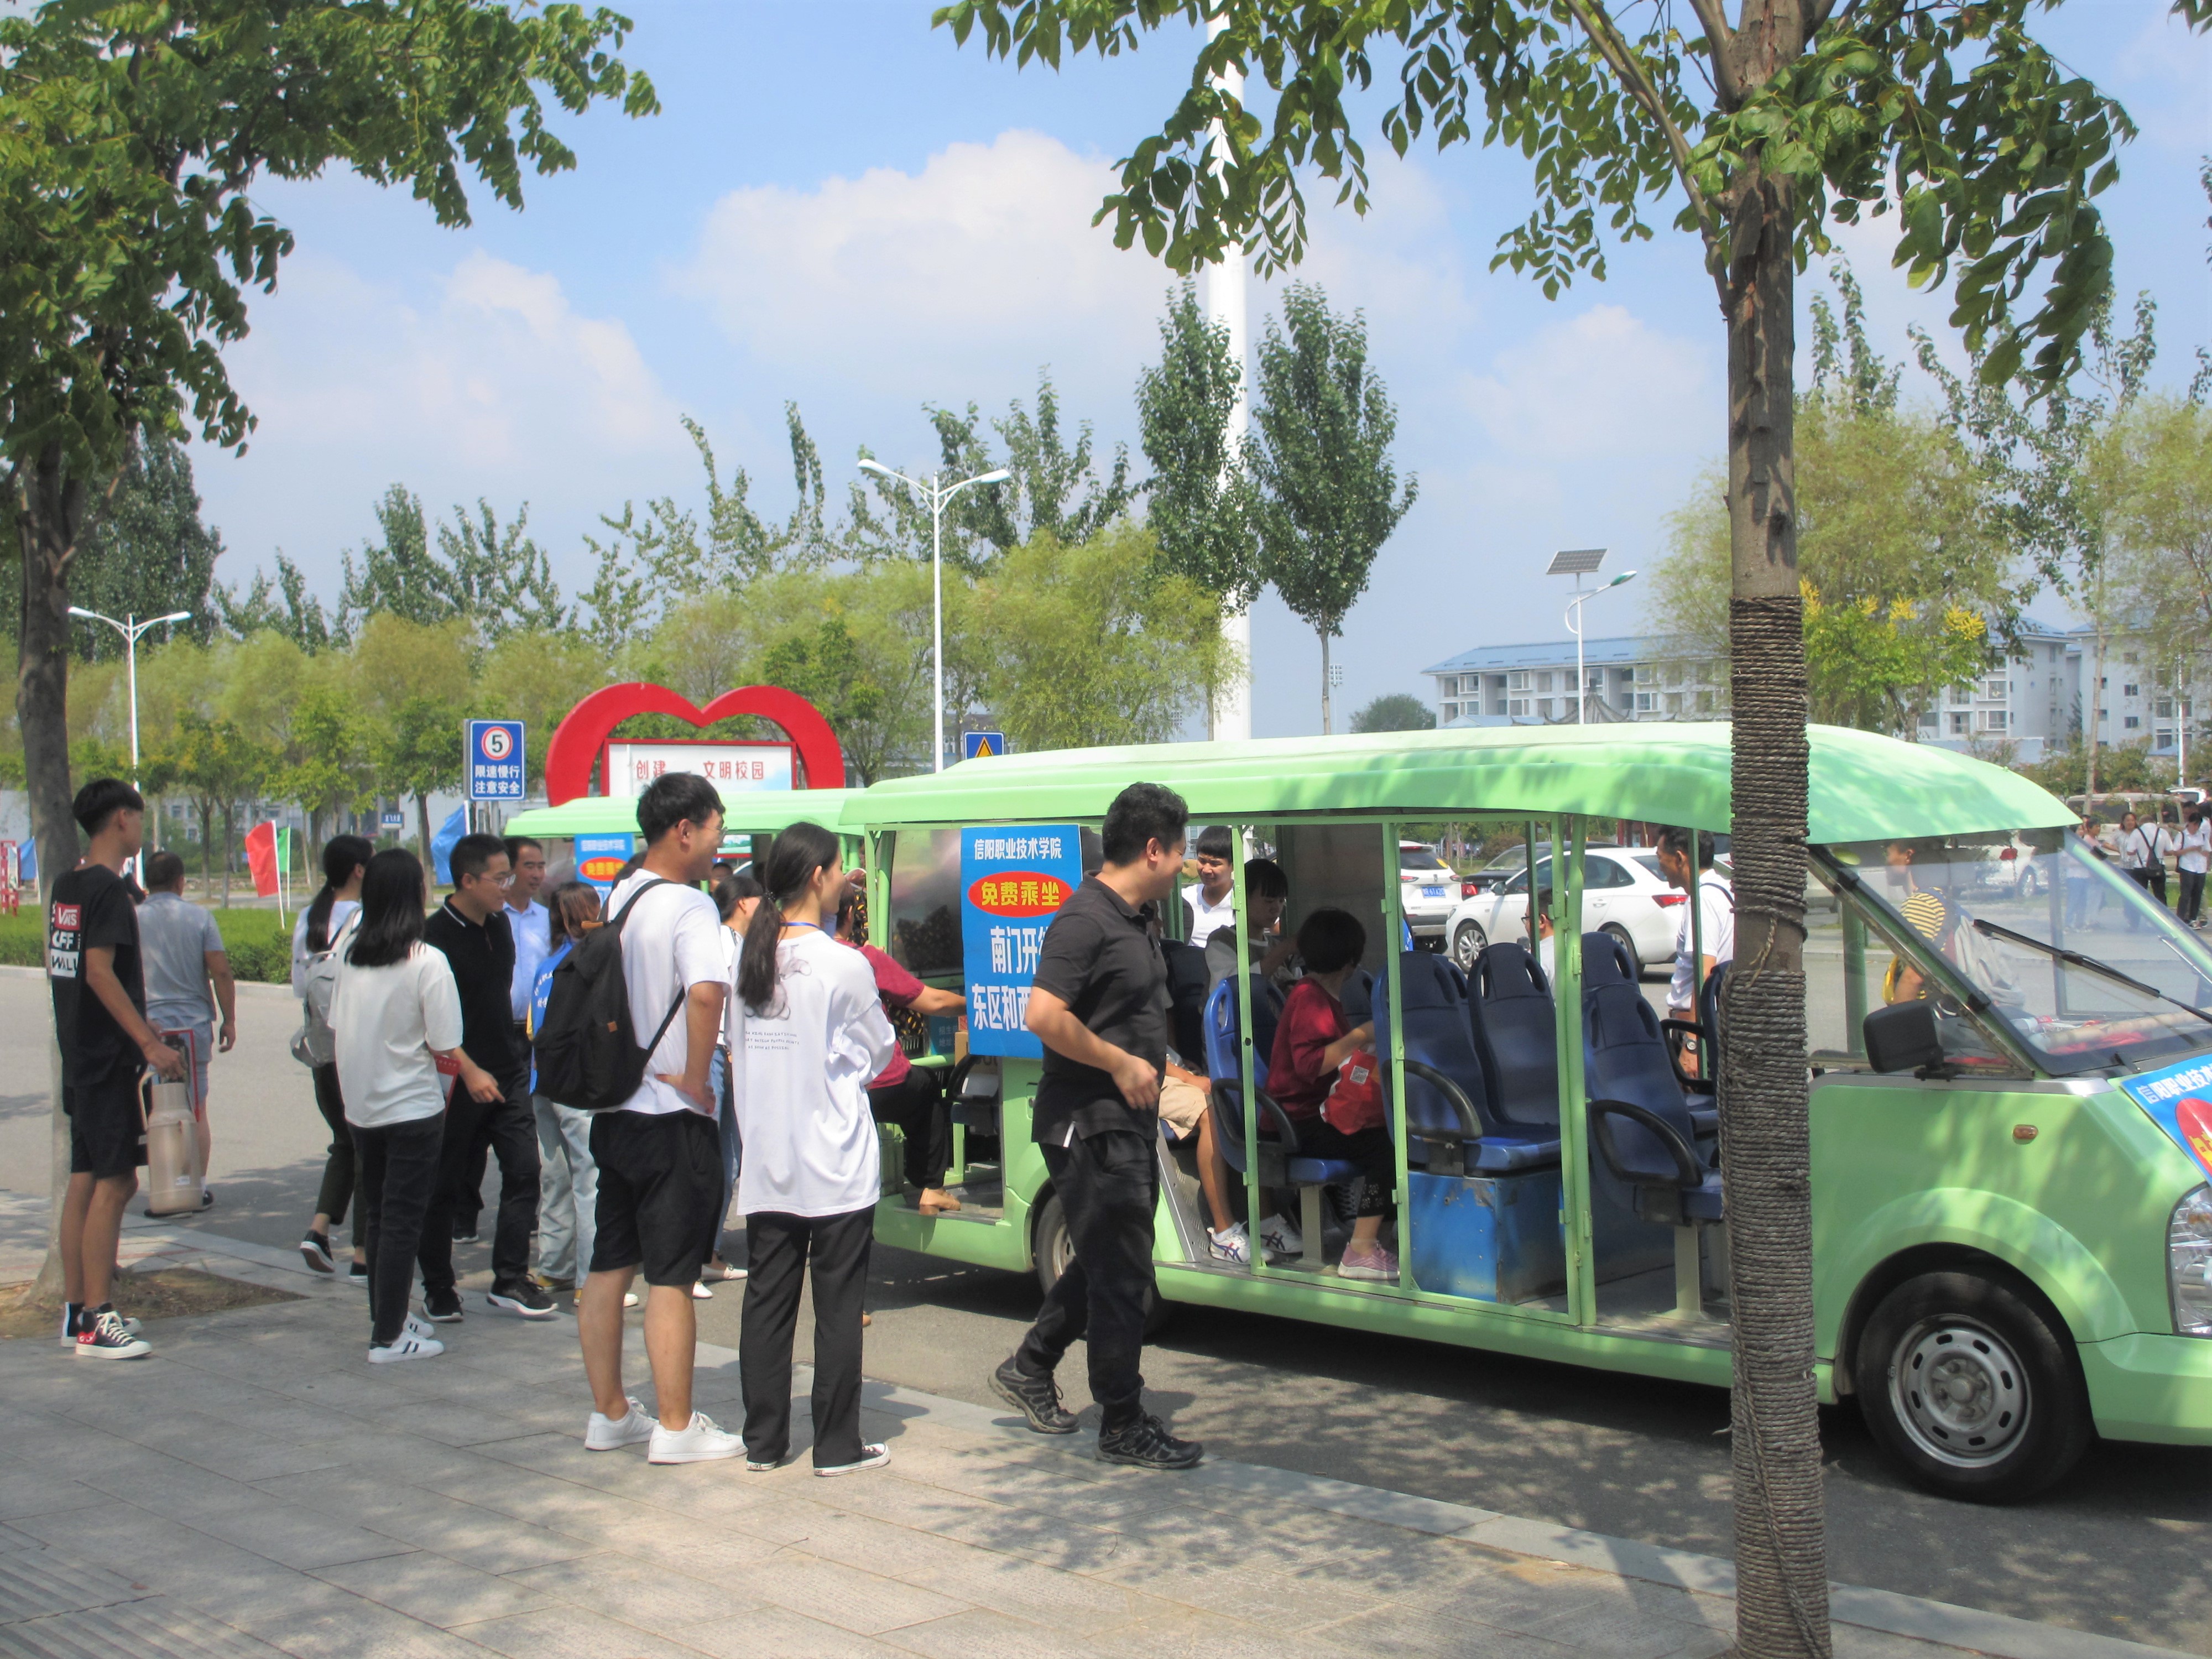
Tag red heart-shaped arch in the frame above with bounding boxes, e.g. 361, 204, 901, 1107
544, 684, 846, 805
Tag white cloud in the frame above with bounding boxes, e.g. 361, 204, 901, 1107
1458, 303, 1712, 472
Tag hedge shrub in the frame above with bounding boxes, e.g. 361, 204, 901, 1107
0, 904, 295, 985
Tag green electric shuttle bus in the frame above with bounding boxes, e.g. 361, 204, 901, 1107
843, 723, 2212, 1503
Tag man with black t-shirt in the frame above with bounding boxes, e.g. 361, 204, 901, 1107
421, 833, 551, 1321
47, 778, 183, 1359
989, 782, 1202, 1470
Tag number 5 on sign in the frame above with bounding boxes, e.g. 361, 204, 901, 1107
466, 719, 526, 802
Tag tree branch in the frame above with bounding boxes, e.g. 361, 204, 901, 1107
1683, 0, 1743, 104
1561, 0, 1724, 268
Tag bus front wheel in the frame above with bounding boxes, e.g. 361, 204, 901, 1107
1853, 1270, 2090, 1504
1032, 1192, 1173, 1337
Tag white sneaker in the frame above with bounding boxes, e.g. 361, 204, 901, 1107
367, 1332, 445, 1364
1207, 1222, 1251, 1266
815, 1443, 890, 1478
648, 1411, 744, 1464
622, 1291, 640, 1310
586, 1396, 657, 1451
691, 1280, 712, 1300
403, 1312, 436, 1342
1258, 1214, 1304, 1258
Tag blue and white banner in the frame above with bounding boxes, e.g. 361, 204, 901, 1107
959, 824, 1083, 1060
2116, 1055, 2212, 1182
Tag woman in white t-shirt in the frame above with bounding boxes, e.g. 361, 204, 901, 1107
295, 834, 373, 1282
331, 849, 494, 1365
728, 821, 899, 1476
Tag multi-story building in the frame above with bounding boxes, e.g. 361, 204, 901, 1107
1422, 634, 1729, 727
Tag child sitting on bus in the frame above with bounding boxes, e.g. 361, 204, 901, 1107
1267, 907, 1399, 1283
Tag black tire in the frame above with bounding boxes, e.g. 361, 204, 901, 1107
1853, 1270, 2091, 1504
1601, 922, 1642, 978
1451, 921, 1487, 969
1032, 1191, 1175, 1337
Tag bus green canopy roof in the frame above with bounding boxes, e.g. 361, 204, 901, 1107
838, 724, 2072, 846
504, 788, 860, 841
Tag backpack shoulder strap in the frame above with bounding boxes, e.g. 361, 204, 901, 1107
610, 877, 672, 934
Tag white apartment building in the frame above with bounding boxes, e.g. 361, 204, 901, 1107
1421, 634, 1729, 727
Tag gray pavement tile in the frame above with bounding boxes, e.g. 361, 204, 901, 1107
498, 1551, 740, 1634
446, 1605, 718, 1659
217, 1588, 494, 1659
346, 1395, 582, 1450
1311, 1600, 1593, 1658
0, 1542, 158, 1620
310, 1551, 560, 1629
580, 1513, 790, 1577
1077, 1548, 1385, 1629
738, 1552, 975, 1636
0, 1468, 109, 1522
1084, 1604, 1383, 1659
672, 1603, 911, 1658
64, 1464, 411, 1574
876, 1606, 1117, 1659
1, 1595, 291, 1657
922, 1508, 1136, 1575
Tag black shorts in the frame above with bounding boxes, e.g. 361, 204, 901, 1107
588, 1109, 721, 1287
65, 1074, 144, 1180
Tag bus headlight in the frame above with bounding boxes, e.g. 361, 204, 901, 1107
2173, 1186, 2212, 1337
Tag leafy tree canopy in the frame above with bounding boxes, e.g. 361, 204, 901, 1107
1350, 692, 1437, 733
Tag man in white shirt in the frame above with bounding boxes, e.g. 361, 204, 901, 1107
575, 773, 739, 1465
2178, 811, 2210, 927
1655, 828, 1734, 1077
1179, 825, 1236, 949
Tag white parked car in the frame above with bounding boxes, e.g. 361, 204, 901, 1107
1399, 841, 1461, 946
1444, 847, 1686, 978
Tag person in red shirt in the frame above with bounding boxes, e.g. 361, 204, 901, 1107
837, 891, 967, 1214
1267, 907, 1399, 1282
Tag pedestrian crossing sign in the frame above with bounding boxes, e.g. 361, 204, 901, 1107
963, 731, 1006, 760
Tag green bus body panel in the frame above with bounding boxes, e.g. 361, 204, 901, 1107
505, 788, 863, 839
2075, 1333, 2212, 1443
836, 724, 2070, 845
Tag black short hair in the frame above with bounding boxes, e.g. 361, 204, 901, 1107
1534, 886, 1553, 917
638, 772, 724, 845
71, 777, 143, 837
1296, 906, 1366, 974
1100, 781, 1188, 865
1244, 858, 1288, 900
448, 833, 508, 883
1657, 827, 1717, 868
143, 849, 186, 891
502, 835, 542, 865
713, 868, 764, 921
1194, 825, 1234, 861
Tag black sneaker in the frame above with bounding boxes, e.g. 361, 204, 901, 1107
1095, 1412, 1202, 1470
74, 1306, 151, 1361
451, 1226, 480, 1244
487, 1279, 556, 1319
347, 1261, 369, 1287
300, 1231, 336, 1273
424, 1288, 463, 1323
989, 1356, 1078, 1435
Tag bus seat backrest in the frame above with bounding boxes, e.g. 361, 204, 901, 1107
1583, 981, 1698, 1184
1699, 959, 1729, 1058
1582, 930, 1636, 987
1162, 941, 1210, 1067
1340, 967, 1374, 1024
1202, 973, 1284, 1091
1472, 942, 1559, 1129
1374, 951, 1491, 1136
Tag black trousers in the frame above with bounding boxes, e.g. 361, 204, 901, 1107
311, 1063, 356, 1239
1293, 1117, 1397, 1218
1013, 1129, 1157, 1428
353, 1114, 444, 1347
421, 1082, 539, 1292
453, 1023, 530, 1226
2183, 869, 2206, 924
740, 1206, 875, 1468
868, 1072, 952, 1190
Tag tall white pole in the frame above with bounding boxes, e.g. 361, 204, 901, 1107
1207, 15, 1253, 744
931, 479, 946, 774
125, 614, 142, 786
1575, 614, 1586, 725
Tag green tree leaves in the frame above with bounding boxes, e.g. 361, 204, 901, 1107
1136, 283, 1263, 610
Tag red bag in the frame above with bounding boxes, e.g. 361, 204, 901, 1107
1321, 1049, 1385, 1134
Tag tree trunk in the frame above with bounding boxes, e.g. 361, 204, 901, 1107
1718, 156, 1832, 1659
1320, 630, 1333, 735
219, 803, 233, 906
416, 793, 434, 874
2088, 602, 2107, 800
197, 798, 213, 888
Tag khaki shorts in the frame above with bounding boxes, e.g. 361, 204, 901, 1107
1159, 1075, 1211, 1136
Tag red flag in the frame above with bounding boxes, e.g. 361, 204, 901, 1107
245, 820, 280, 898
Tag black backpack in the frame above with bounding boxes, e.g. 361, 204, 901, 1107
533, 879, 687, 1112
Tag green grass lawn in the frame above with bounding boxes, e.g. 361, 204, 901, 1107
0, 903, 294, 983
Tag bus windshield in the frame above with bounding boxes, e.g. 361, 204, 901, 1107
1822, 827, 2212, 1075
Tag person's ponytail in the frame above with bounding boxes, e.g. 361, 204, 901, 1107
737, 820, 842, 1013
307, 834, 375, 952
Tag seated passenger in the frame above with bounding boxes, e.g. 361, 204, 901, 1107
1267, 907, 1400, 1283
1204, 857, 1295, 992
1531, 886, 1556, 979
836, 889, 967, 1215
1882, 838, 1955, 1004
1156, 1057, 1253, 1266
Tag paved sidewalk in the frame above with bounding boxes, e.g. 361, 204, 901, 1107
0, 1219, 2190, 1659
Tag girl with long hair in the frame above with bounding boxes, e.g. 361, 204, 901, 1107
728, 822, 898, 1474
330, 849, 466, 1363
296, 834, 375, 1280
698, 870, 767, 1291
528, 881, 604, 1293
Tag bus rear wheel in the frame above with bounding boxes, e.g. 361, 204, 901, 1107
1032, 1192, 1173, 1337
1853, 1270, 2090, 1503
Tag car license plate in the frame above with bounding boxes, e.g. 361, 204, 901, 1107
1421, 886, 1446, 899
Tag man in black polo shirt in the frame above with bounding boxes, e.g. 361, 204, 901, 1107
421, 833, 550, 1321
990, 782, 1200, 1469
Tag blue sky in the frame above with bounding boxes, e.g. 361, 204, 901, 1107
199, 0, 2210, 738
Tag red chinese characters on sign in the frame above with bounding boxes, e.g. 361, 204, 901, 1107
967, 872, 1070, 918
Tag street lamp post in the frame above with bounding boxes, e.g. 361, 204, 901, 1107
1561, 572, 1637, 723
858, 460, 1011, 771
67, 607, 191, 787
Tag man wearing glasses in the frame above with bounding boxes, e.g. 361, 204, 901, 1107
421, 834, 554, 1320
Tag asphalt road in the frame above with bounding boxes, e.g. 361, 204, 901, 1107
2, 967, 2205, 1653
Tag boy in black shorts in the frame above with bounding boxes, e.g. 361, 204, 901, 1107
47, 779, 185, 1358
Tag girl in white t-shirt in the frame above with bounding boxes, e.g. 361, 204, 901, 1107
296, 834, 374, 1282
728, 821, 899, 1476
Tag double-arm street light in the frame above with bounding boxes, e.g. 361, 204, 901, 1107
858, 460, 1011, 771
67, 607, 191, 784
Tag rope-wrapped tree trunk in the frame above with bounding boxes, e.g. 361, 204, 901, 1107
1717, 157, 1829, 1659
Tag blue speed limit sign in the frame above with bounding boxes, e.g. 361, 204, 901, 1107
466, 719, 526, 801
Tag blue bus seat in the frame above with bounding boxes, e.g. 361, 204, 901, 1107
1582, 930, 1637, 988
1373, 953, 1556, 1175
1163, 940, 1211, 1071
1470, 942, 1561, 1130
1340, 967, 1374, 1025
1201, 975, 1359, 1267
